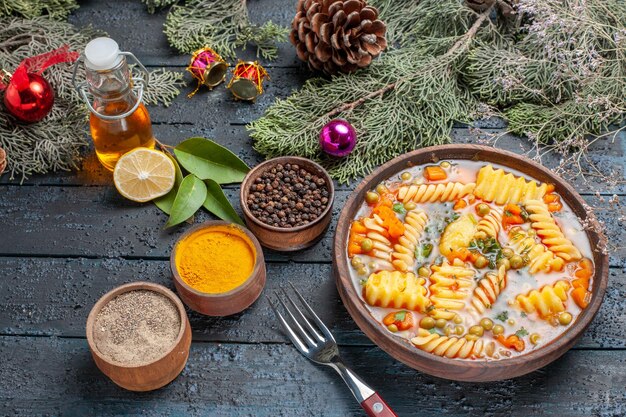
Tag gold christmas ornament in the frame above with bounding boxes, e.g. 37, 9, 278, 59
290, 0, 387, 75
226, 60, 269, 102
186, 46, 229, 97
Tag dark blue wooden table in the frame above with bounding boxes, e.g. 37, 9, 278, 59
1, 1, 625, 415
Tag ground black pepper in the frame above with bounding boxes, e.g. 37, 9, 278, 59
246, 163, 330, 228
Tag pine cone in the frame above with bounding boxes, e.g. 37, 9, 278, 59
290, 0, 387, 75
0, 146, 6, 175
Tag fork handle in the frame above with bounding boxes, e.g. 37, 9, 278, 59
361, 392, 397, 417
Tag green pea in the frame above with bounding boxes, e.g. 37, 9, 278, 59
476, 203, 490, 217
404, 201, 417, 211
465, 334, 479, 341
530, 333, 541, 345
440, 161, 451, 169
368, 261, 378, 270
351, 256, 363, 268
444, 326, 452, 336
435, 318, 447, 329
510, 255, 524, 269
387, 324, 398, 332
501, 248, 514, 259
453, 315, 463, 324
492, 324, 505, 336
365, 192, 379, 204
480, 318, 494, 330
360, 238, 373, 252
497, 258, 511, 270
418, 266, 431, 277
522, 255, 531, 265
420, 317, 436, 330
507, 318, 516, 326
357, 267, 368, 276
559, 312, 572, 325
376, 184, 388, 194
401, 172, 412, 181
455, 325, 465, 335
474, 255, 489, 269
469, 325, 484, 337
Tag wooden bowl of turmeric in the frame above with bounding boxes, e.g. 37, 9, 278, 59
170, 221, 266, 316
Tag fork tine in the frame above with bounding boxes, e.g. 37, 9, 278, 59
275, 292, 317, 347
288, 282, 336, 343
267, 296, 309, 354
280, 288, 324, 342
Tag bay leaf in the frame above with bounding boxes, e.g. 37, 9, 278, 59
154, 151, 184, 215
202, 179, 244, 225
174, 137, 250, 184
165, 174, 207, 228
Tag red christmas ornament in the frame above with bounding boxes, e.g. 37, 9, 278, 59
0, 45, 78, 123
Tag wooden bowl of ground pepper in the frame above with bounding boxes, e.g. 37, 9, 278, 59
240, 156, 334, 251
86, 282, 192, 391
170, 221, 266, 316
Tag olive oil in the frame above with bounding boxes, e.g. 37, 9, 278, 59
90, 101, 154, 171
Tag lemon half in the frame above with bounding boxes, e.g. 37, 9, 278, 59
113, 147, 176, 203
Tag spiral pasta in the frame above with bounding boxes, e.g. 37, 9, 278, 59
471, 265, 507, 315
397, 182, 475, 203
439, 214, 477, 260
364, 270, 431, 312
524, 200, 582, 262
411, 328, 496, 359
392, 209, 429, 272
475, 207, 502, 239
429, 260, 475, 320
474, 165, 549, 205
508, 228, 565, 273
361, 216, 394, 270
516, 280, 570, 319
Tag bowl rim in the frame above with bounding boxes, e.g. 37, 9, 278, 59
85, 281, 189, 369
240, 156, 335, 233
333, 144, 609, 379
170, 220, 265, 299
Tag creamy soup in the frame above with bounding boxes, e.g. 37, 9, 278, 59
346, 160, 594, 360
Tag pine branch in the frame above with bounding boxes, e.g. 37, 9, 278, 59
0, 0, 78, 19
142, 0, 177, 14
163, 0, 288, 59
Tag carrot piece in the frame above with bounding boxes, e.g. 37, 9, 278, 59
351, 220, 367, 234
571, 278, 590, 290
374, 205, 405, 239
571, 287, 591, 309
547, 201, 563, 212
575, 259, 594, 280
496, 334, 525, 352
382, 310, 414, 331
543, 194, 559, 203
424, 166, 448, 181
546, 184, 555, 193
504, 203, 521, 215
453, 199, 467, 210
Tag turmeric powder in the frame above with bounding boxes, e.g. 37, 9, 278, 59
175, 225, 256, 294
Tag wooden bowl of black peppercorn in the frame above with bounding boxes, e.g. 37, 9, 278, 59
240, 156, 334, 252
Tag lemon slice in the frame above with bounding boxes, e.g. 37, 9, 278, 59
113, 147, 176, 203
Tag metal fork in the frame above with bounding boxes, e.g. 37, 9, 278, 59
269, 283, 397, 417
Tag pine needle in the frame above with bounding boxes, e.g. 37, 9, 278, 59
164, 0, 288, 59
0, 0, 78, 19
141, 0, 177, 14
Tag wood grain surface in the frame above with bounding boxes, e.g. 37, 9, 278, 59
0, 0, 625, 415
